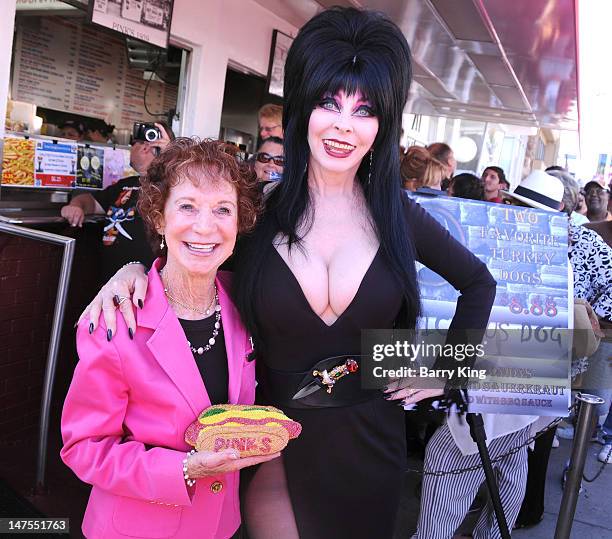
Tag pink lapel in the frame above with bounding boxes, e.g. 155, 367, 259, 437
139, 260, 211, 417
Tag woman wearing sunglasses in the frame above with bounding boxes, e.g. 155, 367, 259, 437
253, 136, 284, 182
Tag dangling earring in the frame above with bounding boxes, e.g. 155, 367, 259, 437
368, 149, 374, 186
160, 234, 165, 250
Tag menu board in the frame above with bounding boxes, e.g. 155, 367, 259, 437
77, 146, 105, 189
34, 140, 78, 187
11, 16, 178, 130
1, 137, 36, 186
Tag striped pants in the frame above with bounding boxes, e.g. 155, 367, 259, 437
412, 423, 530, 539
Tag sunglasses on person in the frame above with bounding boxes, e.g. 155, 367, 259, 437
585, 186, 609, 195
256, 152, 284, 166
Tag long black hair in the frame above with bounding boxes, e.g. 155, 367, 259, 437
233, 7, 420, 342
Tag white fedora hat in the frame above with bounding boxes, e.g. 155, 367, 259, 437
500, 170, 563, 212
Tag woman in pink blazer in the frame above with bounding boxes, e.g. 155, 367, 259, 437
61, 140, 276, 539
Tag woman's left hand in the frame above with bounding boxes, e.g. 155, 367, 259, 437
383, 378, 444, 406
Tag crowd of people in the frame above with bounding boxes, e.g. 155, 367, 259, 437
56, 6, 612, 539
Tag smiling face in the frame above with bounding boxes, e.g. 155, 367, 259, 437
158, 175, 238, 281
254, 140, 284, 181
585, 185, 610, 214
307, 89, 379, 178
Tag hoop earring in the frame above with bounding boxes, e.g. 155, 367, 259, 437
160, 235, 165, 250
368, 149, 373, 186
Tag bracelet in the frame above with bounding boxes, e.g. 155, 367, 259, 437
182, 449, 196, 487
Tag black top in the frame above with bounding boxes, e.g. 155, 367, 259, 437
247, 193, 496, 539
178, 317, 229, 405
94, 176, 155, 281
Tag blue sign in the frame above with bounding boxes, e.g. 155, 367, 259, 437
412, 193, 571, 416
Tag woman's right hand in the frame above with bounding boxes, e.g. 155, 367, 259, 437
186, 449, 281, 478
80, 263, 149, 337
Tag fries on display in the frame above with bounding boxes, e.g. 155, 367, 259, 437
2, 137, 35, 186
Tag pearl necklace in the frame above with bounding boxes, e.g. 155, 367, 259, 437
160, 269, 221, 355
187, 301, 222, 356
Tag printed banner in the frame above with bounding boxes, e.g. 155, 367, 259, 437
411, 193, 571, 416
91, 0, 174, 49
102, 146, 134, 187
77, 146, 105, 189
34, 140, 77, 187
1, 136, 35, 186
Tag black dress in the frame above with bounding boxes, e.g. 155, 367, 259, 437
251, 196, 496, 539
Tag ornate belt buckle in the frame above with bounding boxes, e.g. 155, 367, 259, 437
312, 358, 359, 394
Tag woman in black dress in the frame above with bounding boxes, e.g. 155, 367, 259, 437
85, 8, 495, 538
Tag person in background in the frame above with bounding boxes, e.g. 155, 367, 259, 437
85, 120, 115, 144
426, 142, 456, 181
59, 119, 85, 141
400, 145, 447, 193
481, 166, 507, 203
448, 173, 484, 200
61, 139, 274, 539
584, 179, 611, 222
253, 136, 284, 182
576, 188, 588, 216
258, 104, 283, 139
547, 169, 590, 225
60, 123, 174, 281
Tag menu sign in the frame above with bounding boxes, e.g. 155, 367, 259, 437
34, 140, 77, 187
103, 146, 135, 187
91, 0, 174, 49
11, 17, 178, 130
411, 194, 571, 416
77, 146, 105, 189
1, 137, 36, 187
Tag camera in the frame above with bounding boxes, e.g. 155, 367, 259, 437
132, 122, 161, 143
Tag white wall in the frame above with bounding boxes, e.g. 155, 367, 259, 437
170, 0, 297, 138
0, 0, 17, 139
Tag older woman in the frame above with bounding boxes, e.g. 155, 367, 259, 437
83, 9, 496, 538
61, 140, 277, 539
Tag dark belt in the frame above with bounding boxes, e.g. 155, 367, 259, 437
259, 355, 381, 409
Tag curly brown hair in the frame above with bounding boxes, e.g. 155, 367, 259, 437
138, 138, 262, 256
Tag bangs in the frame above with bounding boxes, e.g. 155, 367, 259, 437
302, 58, 392, 119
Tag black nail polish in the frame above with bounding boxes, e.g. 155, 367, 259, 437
113, 295, 120, 308
138, 299, 144, 309
107, 329, 113, 341
382, 385, 389, 392
383, 394, 393, 400
89, 322, 94, 334
128, 328, 134, 340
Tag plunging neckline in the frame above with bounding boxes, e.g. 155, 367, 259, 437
271, 245, 381, 328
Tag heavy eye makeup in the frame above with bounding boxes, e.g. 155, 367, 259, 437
315, 96, 376, 117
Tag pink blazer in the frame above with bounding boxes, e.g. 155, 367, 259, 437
61, 260, 255, 539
